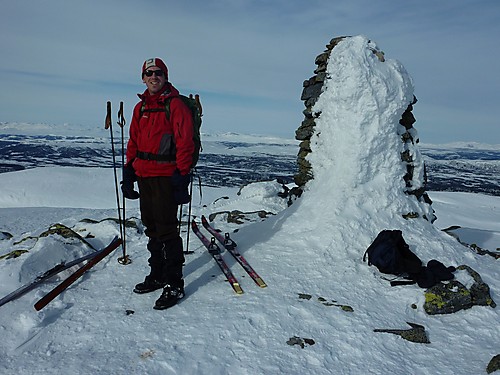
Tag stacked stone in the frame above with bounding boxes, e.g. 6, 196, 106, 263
294, 36, 434, 220
399, 97, 434, 210
294, 36, 347, 187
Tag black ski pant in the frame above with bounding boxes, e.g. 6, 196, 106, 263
138, 176, 184, 288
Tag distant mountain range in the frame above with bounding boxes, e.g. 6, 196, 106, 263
0, 123, 499, 196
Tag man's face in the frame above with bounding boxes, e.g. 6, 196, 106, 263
142, 67, 166, 95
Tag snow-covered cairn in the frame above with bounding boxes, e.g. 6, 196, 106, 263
295, 35, 434, 221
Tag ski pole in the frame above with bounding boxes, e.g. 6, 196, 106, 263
105, 102, 124, 256
184, 173, 194, 254
177, 204, 183, 235
116, 102, 131, 265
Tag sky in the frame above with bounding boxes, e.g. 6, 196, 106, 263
0, 0, 499, 144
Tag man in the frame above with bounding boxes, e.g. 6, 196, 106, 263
121, 57, 194, 310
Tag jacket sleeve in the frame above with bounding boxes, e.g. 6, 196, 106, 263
125, 103, 142, 165
170, 98, 195, 175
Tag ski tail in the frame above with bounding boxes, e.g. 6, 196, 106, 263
34, 236, 122, 311
0, 245, 110, 309
200, 216, 267, 288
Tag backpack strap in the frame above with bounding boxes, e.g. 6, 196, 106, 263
139, 98, 172, 118
136, 98, 178, 163
389, 279, 417, 287
362, 250, 369, 264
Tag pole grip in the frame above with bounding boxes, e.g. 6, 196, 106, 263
117, 101, 126, 128
195, 94, 202, 117
105, 101, 112, 129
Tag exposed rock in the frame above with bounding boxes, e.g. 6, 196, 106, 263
423, 265, 496, 315
457, 265, 496, 308
487, 354, 500, 374
442, 226, 500, 259
468, 244, 500, 260
298, 293, 354, 312
0, 249, 29, 261
38, 223, 96, 249
0, 231, 13, 240
286, 336, 316, 349
11, 223, 97, 252
374, 322, 430, 344
80, 217, 140, 230
300, 82, 323, 102
208, 210, 275, 224
424, 280, 472, 315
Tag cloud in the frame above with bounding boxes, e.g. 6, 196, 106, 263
1, 0, 499, 142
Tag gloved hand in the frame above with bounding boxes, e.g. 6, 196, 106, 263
171, 169, 191, 205
121, 162, 140, 200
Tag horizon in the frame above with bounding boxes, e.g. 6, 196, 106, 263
2, 121, 500, 149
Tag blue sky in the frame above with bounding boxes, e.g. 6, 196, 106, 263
1, 0, 499, 144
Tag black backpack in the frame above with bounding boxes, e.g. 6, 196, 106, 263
363, 230, 456, 288
363, 230, 423, 278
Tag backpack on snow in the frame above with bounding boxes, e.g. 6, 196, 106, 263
140, 93, 203, 169
363, 230, 457, 288
363, 230, 423, 281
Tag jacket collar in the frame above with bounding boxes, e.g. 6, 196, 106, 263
138, 82, 180, 104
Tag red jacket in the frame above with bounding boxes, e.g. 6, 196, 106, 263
126, 83, 195, 177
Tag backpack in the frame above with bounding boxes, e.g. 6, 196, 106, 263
140, 93, 203, 168
363, 230, 423, 278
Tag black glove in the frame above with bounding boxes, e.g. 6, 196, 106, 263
171, 169, 191, 205
121, 162, 140, 200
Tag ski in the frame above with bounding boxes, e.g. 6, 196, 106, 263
201, 216, 267, 288
191, 221, 243, 295
0, 239, 115, 309
34, 236, 122, 311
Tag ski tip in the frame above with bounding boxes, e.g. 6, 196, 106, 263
233, 283, 244, 294
255, 278, 267, 288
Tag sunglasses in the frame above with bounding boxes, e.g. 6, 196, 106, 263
143, 69, 164, 77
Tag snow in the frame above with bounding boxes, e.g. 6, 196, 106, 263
1, 35, 499, 375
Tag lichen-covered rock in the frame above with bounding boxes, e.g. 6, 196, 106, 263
0, 249, 29, 260
374, 322, 430, 344
424, 280, 472, 315
424, 265, 496, 315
